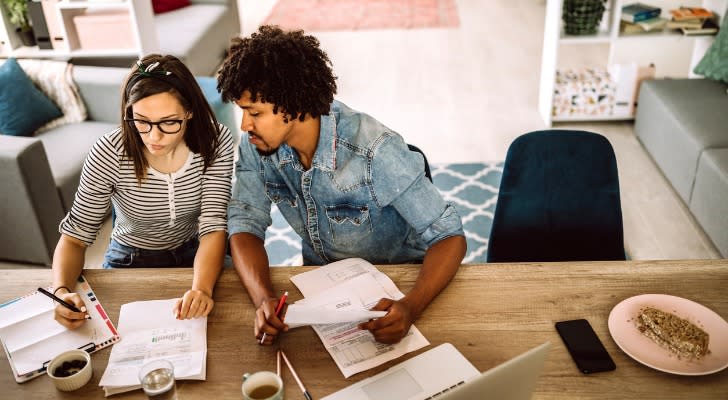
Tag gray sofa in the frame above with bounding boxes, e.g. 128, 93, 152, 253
155, 0, 239, 75
0, 65, 236, 266
635, 78, 728, 257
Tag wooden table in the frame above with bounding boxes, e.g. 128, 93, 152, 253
1, 260, 727, 399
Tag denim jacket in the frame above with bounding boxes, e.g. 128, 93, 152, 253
228, 100, 464, 265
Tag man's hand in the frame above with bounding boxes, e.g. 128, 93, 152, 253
358, 298, 416, 344
53, 291, 88, 330
174, 289, 214, 319
255, 297, 288, 345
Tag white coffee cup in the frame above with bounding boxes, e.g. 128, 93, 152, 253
242, 371, 284, 400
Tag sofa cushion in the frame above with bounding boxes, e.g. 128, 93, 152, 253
152, 0, 190, 14
634, 78, 728, 203
155, 4, 233, 75
693, 12, 728, 84
0, 58, 63, 137
17, 59, 88, 134
690, 148, 728, 257
37, 121, 116, 211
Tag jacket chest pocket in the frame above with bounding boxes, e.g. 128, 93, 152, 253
325, 204, 373, 242
264, 183, 298, 208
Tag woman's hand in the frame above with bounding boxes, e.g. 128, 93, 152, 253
53, 290, 89, 330
174, 289, 214, 319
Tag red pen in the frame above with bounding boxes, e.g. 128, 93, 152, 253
260, 291, 288, 344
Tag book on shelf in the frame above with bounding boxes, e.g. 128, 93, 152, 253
621, 17, 668, 34
622, 3, 661, 23
680, 18, 719, 36
669, 7, 715, 22
666, 19, 705, 29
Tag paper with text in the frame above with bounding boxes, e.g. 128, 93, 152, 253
290, 258, 429, 377
99, 299, 206, 396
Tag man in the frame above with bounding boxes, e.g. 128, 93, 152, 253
218, 25, 466, 345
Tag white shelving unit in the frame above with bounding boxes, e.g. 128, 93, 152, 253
539, 0, 728, 126
0, 0, 158, 59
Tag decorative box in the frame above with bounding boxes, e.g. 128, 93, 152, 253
73, 9, 135, 50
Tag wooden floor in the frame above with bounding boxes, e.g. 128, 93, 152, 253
0, 0, 719, 270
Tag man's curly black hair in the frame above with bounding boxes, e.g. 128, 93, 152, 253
217, 25, 337, 122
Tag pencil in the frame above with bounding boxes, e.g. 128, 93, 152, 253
276, 348, 281, 377
280, 349, 312, 400
260, 291, 288, 344
37, 287, 91, 319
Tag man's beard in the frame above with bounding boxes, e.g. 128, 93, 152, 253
256, 148, 277, 157
250, 133, 278, 156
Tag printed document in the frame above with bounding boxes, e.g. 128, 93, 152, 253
290, 258, 429, 377
99, 299, 206, 396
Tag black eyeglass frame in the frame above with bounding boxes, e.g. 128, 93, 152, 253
124, 118, 189, 134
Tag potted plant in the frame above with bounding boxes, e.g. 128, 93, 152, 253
1, 0, 35, 46
562, 0, 607, 35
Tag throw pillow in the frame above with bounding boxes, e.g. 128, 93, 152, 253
693, 15, 728, 84
152, 0, 190, 14
18, 59, 88, 133
0, 58, 63, 137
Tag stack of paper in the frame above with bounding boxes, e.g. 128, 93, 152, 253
290, 258, 430, 377
99, 299, 207, 396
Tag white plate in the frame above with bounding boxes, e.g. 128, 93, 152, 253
608, 294, 728, 375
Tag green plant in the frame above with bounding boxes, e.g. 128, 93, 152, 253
1, 0, 31, 32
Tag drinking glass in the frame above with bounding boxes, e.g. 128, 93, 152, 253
139, 359, 178, 400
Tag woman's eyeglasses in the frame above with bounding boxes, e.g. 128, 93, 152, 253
125, 118, 186, 134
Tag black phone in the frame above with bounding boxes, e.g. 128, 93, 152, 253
555, 319, 616, 374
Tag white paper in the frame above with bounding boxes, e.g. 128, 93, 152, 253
284, 305, 386, 328
99, 299, 207, 396
290, 258, 429, 377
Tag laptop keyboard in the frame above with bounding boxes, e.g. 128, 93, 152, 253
424, 381, 466, 399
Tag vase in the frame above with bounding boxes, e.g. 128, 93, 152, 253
562, 0, 606, 35
16, 27, 36, 46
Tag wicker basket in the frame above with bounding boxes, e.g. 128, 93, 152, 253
562, 0, 606, 35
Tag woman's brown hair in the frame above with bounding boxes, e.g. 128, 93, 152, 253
120, 54, 220, 183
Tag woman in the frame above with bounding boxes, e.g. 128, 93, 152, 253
51, 55, 234, 329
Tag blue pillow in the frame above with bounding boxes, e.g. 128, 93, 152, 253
0, 58, 63, 136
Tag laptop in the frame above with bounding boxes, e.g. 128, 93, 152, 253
322, 342, 550, 400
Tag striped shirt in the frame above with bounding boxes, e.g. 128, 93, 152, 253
60, 124, 234, 250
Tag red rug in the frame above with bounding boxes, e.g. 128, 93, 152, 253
263, 0, 460, 31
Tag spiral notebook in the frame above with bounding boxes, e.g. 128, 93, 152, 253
0, 275, 120, 383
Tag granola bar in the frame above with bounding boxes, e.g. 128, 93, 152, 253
637, 307, 709, 360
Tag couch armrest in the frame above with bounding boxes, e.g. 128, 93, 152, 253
72, 66, 128, 124
0, 136, 66, 265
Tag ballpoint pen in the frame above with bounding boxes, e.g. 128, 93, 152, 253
37, 288, 91, 319
260, 291, 288, 344
280, 349, 313, 400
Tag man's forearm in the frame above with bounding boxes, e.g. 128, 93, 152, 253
229, 232, 276, 307
401, 235, 466, 318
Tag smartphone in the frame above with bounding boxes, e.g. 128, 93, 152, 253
555, 319, 616, 374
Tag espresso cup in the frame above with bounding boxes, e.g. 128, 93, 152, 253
242, 371, 283, 400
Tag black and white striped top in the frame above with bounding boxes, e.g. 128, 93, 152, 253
60, 124, 234, 250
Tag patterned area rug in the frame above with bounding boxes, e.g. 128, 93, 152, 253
263, 0, 460, 31
264, 162, 503, 266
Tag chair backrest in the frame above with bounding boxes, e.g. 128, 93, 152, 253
487, 130, 625, 262
407, 144, 433, 183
